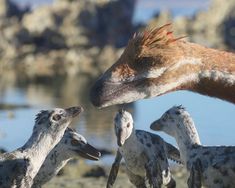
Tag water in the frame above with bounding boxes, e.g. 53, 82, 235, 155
0, 77, 235, 156
0, 76, 123, 157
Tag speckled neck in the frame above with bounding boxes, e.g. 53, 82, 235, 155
173, 114, 201, 164
18, 126, 65, 179
124, 127, 137, 146
125, 127, 137, 143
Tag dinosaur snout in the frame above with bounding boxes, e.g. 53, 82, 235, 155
150, 120, 162, 131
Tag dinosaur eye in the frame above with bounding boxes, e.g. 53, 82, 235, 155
52, 114, 61, 121
127, 123, 130, 128
71, 139, 79, 146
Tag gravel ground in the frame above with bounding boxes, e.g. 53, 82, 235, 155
44, 161, 188, 188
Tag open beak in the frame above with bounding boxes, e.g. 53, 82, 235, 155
150, 120, 162, 131
117, 129, 126, 147
75, 143, 101, 161
65, 106, 84, 118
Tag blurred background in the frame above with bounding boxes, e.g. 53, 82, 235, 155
0, 0, 235, 187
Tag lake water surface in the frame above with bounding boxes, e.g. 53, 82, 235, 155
0, 76, 234, 161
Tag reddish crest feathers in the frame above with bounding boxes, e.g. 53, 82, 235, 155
132, 23, 186, 50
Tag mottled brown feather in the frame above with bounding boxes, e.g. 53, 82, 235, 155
132, 24, 184, 49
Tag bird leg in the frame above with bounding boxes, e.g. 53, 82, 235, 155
126, 168, 147, 188
187, 159, 202, 188
145, 159, 162, 188
166, 177, 176, 188
106, 150, 122, 188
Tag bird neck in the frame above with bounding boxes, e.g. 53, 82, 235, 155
178, 42, 235, 104
33, 146, 72, 187
43, 145, 72, 173
173, 116, 201, 164
19, 128, 64, 179
124, 127, 137, 146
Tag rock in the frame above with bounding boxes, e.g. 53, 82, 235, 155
0, 0, 28, 19
22, 0, 136, 49
0, 0, 136, 81
146, 0, 235, 49
147, 11, 172, 29
0, 0, 10, 18
181, 0, 235, 48
0, 148, 7, 154
82, 166, 106, 178
222, 3, 235, 49
22, 6, 57, 34
93, 0, 136, 47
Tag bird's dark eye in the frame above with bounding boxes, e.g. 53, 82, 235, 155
71, 139, 80, 146
52, 114, 61, 121
127, 123, 130, 128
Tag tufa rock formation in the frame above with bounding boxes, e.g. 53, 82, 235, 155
0, 0, 136, 81
147, 0, 235, 50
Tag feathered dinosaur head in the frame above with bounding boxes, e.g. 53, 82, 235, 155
90, 24, 192, 108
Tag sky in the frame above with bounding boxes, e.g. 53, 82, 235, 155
135, 0, 209, 22
12, 0, 210, 23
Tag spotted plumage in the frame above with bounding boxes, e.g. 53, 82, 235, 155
32, 128, 101, 188
107, 110, 181, 188
151, 106, 235, 188
0, 106, 83, 188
